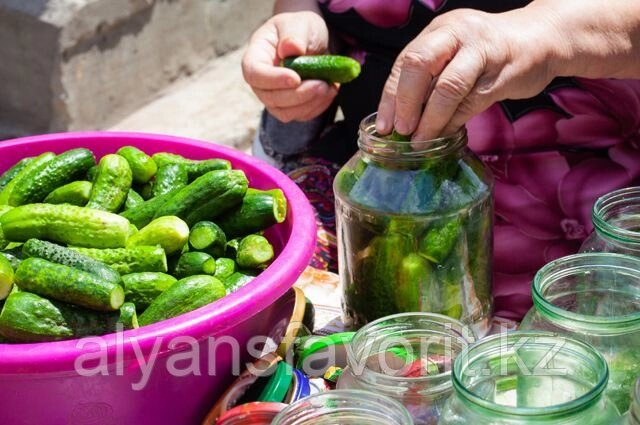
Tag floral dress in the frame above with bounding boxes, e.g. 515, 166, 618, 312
255, 0, 640, 320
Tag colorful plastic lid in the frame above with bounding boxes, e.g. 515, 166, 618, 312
258, 359, 294, 403
296, 332, 354, 377
215, 402, 287, 425
285, 368, 311, 404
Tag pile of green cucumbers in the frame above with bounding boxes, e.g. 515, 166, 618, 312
0, 146, 286, 343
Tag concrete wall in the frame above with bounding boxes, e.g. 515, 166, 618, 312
0, 0, 273, 138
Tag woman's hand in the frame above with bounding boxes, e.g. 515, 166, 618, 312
376, 7, 562, 140
242, 11, 338, 123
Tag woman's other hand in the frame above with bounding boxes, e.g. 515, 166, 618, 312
242, 9, 338, 123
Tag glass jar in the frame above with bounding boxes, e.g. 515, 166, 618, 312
334, 113, 494, 335
438, 331, 621, 425
336, 313, 476, 424
271, 390, 414, 425
520, 252, 640, 412
580, 187, 640, 255
619, 379, 640, 425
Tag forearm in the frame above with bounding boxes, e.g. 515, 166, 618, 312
529, 0, 640, 79
274, 0, 320, 15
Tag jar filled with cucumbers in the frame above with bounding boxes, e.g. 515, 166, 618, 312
0, 147, 287, 343
334, 113, 494, 335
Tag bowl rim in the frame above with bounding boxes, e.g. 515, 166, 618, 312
0, 131, 317, 373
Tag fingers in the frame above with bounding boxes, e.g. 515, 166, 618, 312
376, 30, 458, 136
242, 26, 301, 90
439, 74, 498, 137
268, 84, 338, 122
276, 12, 328, 59
413, 48, 486, 140
393, 31, 460, 135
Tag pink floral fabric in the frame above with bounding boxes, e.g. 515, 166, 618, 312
319, 0, 446, 27
468, 78, 640, 319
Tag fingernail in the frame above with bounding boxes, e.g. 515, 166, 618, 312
376, 117, 387, 133
395, 119, 409, 135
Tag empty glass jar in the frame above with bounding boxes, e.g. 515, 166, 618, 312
271, 390, 413, 425
580, 187, 640, 255
438, 331, 621, 424
336, 313, 476, 424
334, 113, 494, 335
520, 252, 640, 412
620, 379, 640, 425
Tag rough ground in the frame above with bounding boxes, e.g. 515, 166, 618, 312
110, 47, 263, 152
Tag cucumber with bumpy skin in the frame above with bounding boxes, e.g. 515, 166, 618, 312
0, 152, 55, 205
127, 216, 189, 255
0, 157, 33, 191
44, 180, 93, 206
0, 203, 130, 248
138, 275, 226, 325
151, 153, 231, 180
22, 239, 121, 285
214, 258, 236, 280
124, 189, 145, 211
117, 302, 139, 330
174, 252, 216, 278
154, 170, 248, 226
10, 148, 95, 206
223, 270, 257, 294
236, 235, 274, 269
86, 154, 133, 212
0, 292, 132, 342
152, 164, 188, 197
72, 246, 168, 274
217, 191, 286, 238
120, 190, 177, 228
282, 55, 361, 83
117, 146, 157, 184
15, 258, 124, 311
122, 272, 177, 310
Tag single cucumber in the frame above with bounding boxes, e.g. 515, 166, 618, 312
22, 239, 121, 285
154, 170, 248, 226
0, 254, 14, 300
138, 275, 226, 326
0, 152, 55, 205
152, 164, 188, 197
127, 216, 189, 255
128, 223, 139, 239
188, 221, 227, 257
214, 257, 236, 280
388, 129, 412, 142
0, 292, 131, 342
15, 258, 124, 311
151, 153, 231, 180
44, 180, 93, 206
86, 154, 133, 212
86, 165, 99, 182
117, 146, 157, 184
217, 192, 286, 238
174, 252, 216, 279
120, 190, 177, 229
124, 189, 144, 211
122, 272, 177, 310
282, 55, 361, 83
117, 302, 139, 330
1, 203, 130, 248
0, 157, 33, 191
236, 235, 274, 269
10, 148, 95, 206
72, 246, 168, 274
223, 270, 257, 294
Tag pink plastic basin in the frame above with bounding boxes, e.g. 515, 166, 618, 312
0, 132, 317, 425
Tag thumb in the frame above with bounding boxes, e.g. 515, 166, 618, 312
275, 18, 316, 60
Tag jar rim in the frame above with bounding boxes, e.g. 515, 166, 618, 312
357, 113, 468, 160
452, 331, 609, 417
532, 253, 640, 331
347, 312, 475, 390
592, 187, 640, 245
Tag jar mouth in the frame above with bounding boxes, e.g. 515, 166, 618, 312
271, 390, 413, 425
592, 187, 640, 247
358, 113, 467, 160
453, 331, 609, 417
532, 253, 640, 332
347, 313, 475, 393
